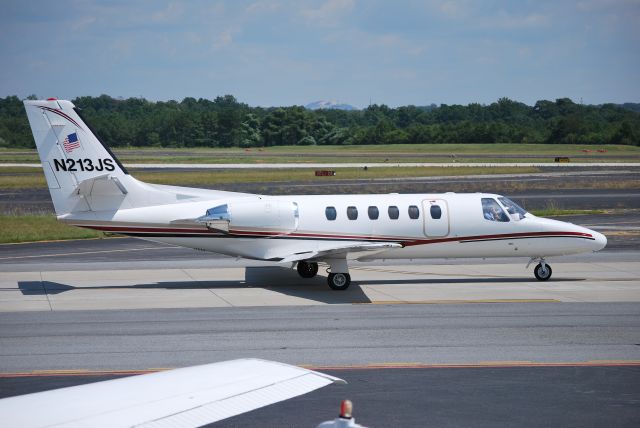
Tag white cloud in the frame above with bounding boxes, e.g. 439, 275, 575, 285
494, 12, 550, 29
246, 0, 282, 14
212, 29, 234, 50
439, 1, 464, 17
300, 0, 356, 26
151, 2, 184, 23
71, 15, 96, 31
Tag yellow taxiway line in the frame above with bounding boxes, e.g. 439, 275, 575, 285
1, 360, 639, 378
361, 299, 561, 305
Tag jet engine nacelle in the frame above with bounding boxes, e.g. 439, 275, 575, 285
198, 199, 299, 234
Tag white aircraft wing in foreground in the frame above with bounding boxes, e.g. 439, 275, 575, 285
0, 359, 345, 428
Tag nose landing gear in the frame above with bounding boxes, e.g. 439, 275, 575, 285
528, 257, 552, 281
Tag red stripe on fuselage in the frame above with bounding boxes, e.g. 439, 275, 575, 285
75, 224, 592, 245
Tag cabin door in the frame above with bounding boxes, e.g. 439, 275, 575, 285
422, 199, 450, 237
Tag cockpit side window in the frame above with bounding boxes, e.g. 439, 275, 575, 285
498, 197, 527, 220
481, 198, 509, 222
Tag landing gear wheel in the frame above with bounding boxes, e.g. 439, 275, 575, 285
328, 273, 351, 290
534, 263, 552, 281
297, 261, 319, 278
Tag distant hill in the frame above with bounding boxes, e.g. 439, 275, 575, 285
305, 100, 357, 111
617, 103, 640, 113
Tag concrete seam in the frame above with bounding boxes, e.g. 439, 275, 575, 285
40, 271, 53, 312
181, 268, 234, 307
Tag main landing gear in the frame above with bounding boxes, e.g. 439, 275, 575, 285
528, 257, 553, 281
327, 272, 351, 291
296, 260, 319, 278
296, 259, 352, 290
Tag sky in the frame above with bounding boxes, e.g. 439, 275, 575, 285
1, 0, 639, 107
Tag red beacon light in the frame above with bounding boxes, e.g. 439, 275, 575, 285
47, 97, 57, 101
340, 400, 353, 419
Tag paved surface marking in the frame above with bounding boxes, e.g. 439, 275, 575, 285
2, 360, 640, 378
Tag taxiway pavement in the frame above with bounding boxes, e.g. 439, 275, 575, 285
1, 303, 638, 372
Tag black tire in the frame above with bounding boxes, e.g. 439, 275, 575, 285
534, 263, 552, 281
328, 273, 351, 290
297, 261, 319, 278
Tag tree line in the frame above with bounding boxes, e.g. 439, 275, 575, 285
0, 94, 638, 149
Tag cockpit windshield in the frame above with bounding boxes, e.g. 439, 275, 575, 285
498, 197, 527, 220
481, 198, 509, 222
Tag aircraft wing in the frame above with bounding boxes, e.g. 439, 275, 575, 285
0, 359, 345, 428
276, 242, 403, 263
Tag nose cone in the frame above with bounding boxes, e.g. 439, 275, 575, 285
536, 217, 607, 254
591, 230, 607, 252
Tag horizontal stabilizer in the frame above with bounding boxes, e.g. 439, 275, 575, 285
75, 174, 128, 197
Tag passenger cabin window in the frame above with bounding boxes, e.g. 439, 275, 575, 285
325, 206, 337, 221
408, 205, 420, 219
347, 206, 358, 220
481, 198, 509, 222
368, 206, 379, 220
388, 206, 399, 220
430, 205, 442, 219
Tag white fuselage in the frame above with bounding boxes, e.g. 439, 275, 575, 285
65, 192, 607, 262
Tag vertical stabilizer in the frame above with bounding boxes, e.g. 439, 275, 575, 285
24, 99, 136, 215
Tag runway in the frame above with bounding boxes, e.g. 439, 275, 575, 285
3, 167, 639, 214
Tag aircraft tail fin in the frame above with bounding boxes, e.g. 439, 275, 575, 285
23, 99, 158, 216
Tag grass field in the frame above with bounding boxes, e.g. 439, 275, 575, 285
0, 215, 105, 243
529, 208, 608, 217
2, 143, 639, 164
2, 165, 639, 193
0, 166, 541, 189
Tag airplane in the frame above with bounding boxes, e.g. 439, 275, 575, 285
23, 99, 607, 290
0, 358, 345, 427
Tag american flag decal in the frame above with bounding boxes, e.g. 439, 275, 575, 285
62, 133, 81, 153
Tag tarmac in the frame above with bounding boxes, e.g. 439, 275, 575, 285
1, 257, 639, 312
1, 303, 639, 426
3, 365, 636, 428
